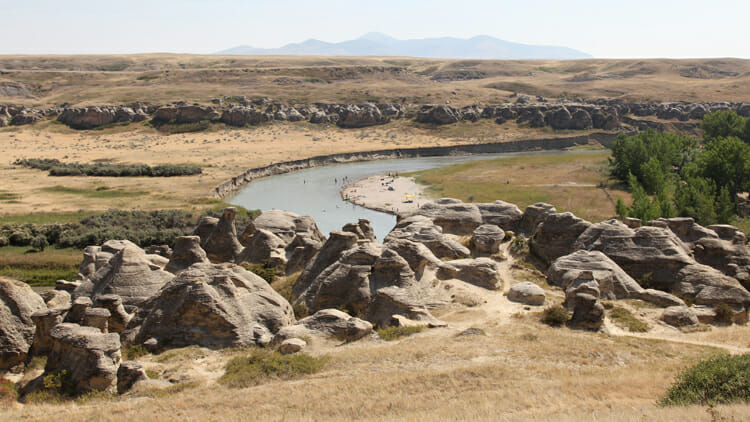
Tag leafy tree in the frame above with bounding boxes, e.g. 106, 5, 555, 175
673, 177, 718, 225
694, 136, 750, 200
615, 197, 628, 219
31, 234, 49, 252
702, 110, 747, 142
627, 173, 661, 222
715, 186, 735, 224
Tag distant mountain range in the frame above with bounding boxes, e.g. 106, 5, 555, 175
218, 33, 592, 60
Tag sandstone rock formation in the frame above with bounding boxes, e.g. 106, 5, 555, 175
45, 323, 121, 393
126, 262, 294, 349
507, 282, 546, 306
272, 309, 372, 344
197, 207, 245, 263
385, 215, 470, 259
471, 224, 505, 256
164, 236, 210, 273
530, 212, 592, 264
0, 278, 47, 369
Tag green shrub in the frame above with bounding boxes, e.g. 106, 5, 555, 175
42, 370, 76, 397
714, 303, 735, 325
14, 158, 202, 177
609, 306, 649, 332
377, 325, 425, 341
660, 354, 750, 406
242, 261, 276, 283
123, 344, 150, 360
0, 377, 18, 404
219, 349, 326, 388
541, 304, 570, 327
31, 234, 49, 252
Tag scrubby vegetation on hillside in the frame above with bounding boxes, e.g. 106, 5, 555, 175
14, 158, 202, 177
661, 354, 750, 406
611, 110, 750, 225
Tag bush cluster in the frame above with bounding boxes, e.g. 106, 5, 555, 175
14, 158, 202, 177
1, 207, 259, 250
661, 354, 750, 406
541, 304, 570, 327
219, 349, 326, 388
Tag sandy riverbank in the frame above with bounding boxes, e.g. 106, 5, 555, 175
341, 175, 428, 216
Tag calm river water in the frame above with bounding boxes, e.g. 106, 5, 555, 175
228, 149, 599, 241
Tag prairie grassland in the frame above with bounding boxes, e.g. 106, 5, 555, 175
408, 149, 630, 223
0, 247, 80, 286
0, 118, 568, 216
4, 319, 750, 421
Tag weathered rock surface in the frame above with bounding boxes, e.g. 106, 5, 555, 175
0, 278, 47, 369
278, 338, 307, 354
273, 309, 372, 344
412, 198, 483, 235
198, 207, 245, 263
662, 306, 699, 327
126, 262, 294, 349
437, 258, 502, 290
477, 200, 523, 232
342, 219, 377, 242
385, 215, 470, 259
164, 236, 210, 273
518, 203, 557, 236
117, 361, 148, 394
45, 323, 121, 393
73, 245, 173, 312
337, 104, 389, 128
471, 224, 505, 256
416, 105, 463, 125
569, 293, 604, 330
507, 282, 546, 306
547, 250, 644, 300
530, 212, 592, 264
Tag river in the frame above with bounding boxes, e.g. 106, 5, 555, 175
228, 149, 600, 241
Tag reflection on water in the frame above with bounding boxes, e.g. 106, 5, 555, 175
228, 149, 600, 241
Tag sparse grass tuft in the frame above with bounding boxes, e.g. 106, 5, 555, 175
540, 304, 570, 327
0, 377, 18, 405
609, 306, 650, 332
714, 303, 735, 325
219, 349, 326, 388
123, 344, 150, 361
660, 354, 750, 406
377, 325, 425, 341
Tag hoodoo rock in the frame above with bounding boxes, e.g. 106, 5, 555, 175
199, 207, 245, 263
164, 236, 210, 274
518, 203, 557, 236
73, 245, 174, 312
45, 323, 121, 393
0, 278, 47, 369
547, 250, 644, 300
125, 262, 294, 349
471, 224, 505, 256
476, 200, 523, 232
530, 212, 592, 264
507, 282, 546, 306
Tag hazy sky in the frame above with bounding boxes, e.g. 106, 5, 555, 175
2, 0, 749, 58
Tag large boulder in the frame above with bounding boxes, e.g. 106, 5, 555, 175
126, 262, 294, 349
272, 309, 372, 344
471, 224, 505, 256
73, 245, 174, 312
662, 306, 699, 327
413, 198, 483, 235
293, 231, 359, 300
436, 258, 502, 290
529, 212, 592, 264
477, 201, 523, 232
547, 250, 644, 300
518, 203, 557, 236
242, 210, 325, 245
45, 323, 121, 393
385, 215, 470, 259
0, 278, 47, 369
569, 293, 604, 330
507, 282, 546, 306
342, 219, 377, 242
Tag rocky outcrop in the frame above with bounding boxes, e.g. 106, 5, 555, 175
412, 198, 483, 235
518, 203, 557, 236
507, 282, 546, 306
73, 244, 173, 312
569, 293, 604, 330
416, 105, 463, 125
10, 110, 42, 126
337, 104, 389, 128
220, 106, 271, 126
477, 200, 523, 232
272, 309, 372, 344
471, 224, 505, 256
385, 215, 470, 259
152, 105, 220, 124
436, 258, 502, 290
45, 323, 121, 393
0, 278, 47, 369
126, 262, 294, 349
342, 219, 377, 242
530, 212, 592, 264
662, 306, 699, 327
57, 106, 146, 129
547, 250, 644, 300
